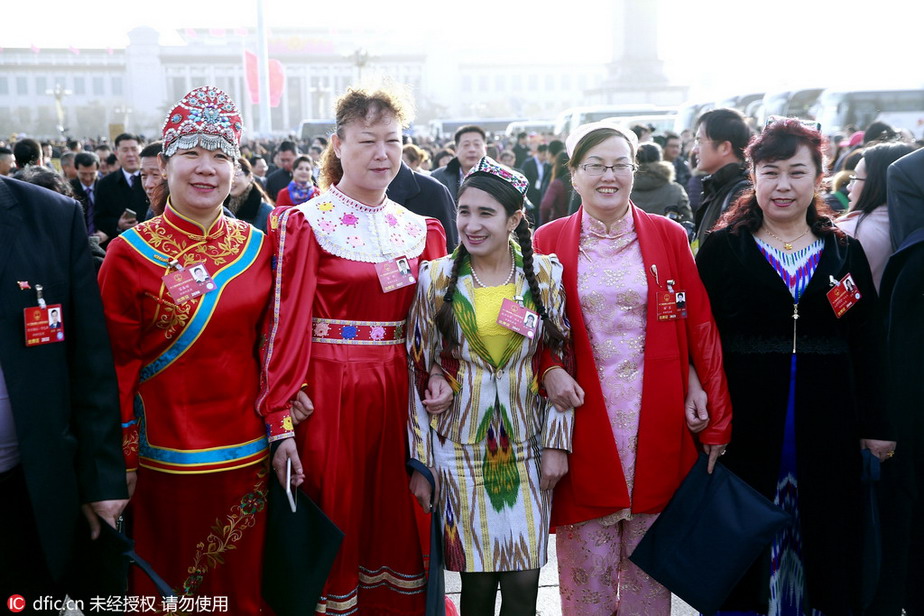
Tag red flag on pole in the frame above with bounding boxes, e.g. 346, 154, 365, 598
268, 59, 285, 108
243, 50, 286, 108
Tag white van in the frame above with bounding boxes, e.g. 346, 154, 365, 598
554, 105, 676, 138
812, 88, 924, 138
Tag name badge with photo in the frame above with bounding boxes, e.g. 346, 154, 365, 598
162, 262, 216, 304
497, 298, 539, 339
24, 303, 65, 347
656, 290, 688, 321
826, 273, 862, 318
375, 257, 416, 293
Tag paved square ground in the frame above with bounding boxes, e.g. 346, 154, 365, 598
445, 540, 698, 615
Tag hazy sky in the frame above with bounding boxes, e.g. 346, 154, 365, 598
5, 0, 921, 101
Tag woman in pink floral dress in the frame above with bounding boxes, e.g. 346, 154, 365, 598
534, 121, 732, 615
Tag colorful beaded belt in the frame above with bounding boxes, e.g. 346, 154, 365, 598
311, 318, 406, 345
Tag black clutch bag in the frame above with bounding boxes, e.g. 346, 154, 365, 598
262, 475, 344, 616
629, 453, 791, 615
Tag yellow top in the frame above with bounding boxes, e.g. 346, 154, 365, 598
473, 283, 517, 365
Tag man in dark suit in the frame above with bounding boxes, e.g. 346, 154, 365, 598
521, 144, 549, 208
0, 176, 128, 604
387, 162, 458, 251
431, 125, 487, 202
869, 147, 924, 616
70, 151, 100, 237
93, 133, 148, 244
265, 140, 299, 200
512, 132, 530, 168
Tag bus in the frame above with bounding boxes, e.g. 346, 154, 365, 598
298, 119, 336, 142
504, 119, 557, 138
553, 105, 676, 138
427, 118, 524, 141
673, 100, 714, 133
608, 114, 678, 137
812, 88, 924, 138
755, 88, 824, 127
714, 92, 765, 113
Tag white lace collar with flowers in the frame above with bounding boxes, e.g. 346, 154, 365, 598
297, 185, 428, 263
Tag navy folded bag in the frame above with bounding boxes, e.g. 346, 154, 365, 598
629, 453, 791, 615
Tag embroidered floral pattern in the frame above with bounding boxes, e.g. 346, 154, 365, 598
140, 215, 249, 268
135, 215, 252, 342
370, 326, 386, 341
341, 326, 358, 340
300, 186, 428, 263
313, 321, 331, 338
122, 428, 139, 459
145, 291, 195, 340
182, 467, 268, 596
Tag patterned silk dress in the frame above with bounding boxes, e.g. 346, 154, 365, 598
408, 248, 574, 573
555, 209, 671, 615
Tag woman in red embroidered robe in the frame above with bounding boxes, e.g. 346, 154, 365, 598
259, 87, 447, 616
98, 87, 272, 613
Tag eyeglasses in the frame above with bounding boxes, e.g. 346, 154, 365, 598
848, 175, 866, 183
580, 163, 637, 176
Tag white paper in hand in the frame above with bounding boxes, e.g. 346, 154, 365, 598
286, 458, 297, 513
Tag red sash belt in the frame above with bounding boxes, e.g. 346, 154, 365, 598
311, 318, 406, 345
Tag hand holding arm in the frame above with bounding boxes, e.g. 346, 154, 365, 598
542, 367, 585, 411
422, 373, 453, 415
685, 366, 709, 433
290, 389, 314, 426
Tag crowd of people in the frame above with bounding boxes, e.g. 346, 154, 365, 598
1, 82, 922, 616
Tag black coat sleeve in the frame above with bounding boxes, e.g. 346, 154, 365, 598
65, 202, 127, 503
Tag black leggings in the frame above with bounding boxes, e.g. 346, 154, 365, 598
460, 569, 540, 616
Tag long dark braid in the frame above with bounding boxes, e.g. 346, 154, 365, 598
514, 217, 566, 355
433, 244, 468, 350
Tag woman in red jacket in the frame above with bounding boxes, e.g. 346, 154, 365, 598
98, 86, 272, 612
533, 121, 731, 615
275, 154, 318, 206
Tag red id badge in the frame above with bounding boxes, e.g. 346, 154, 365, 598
656, 290, 688, 320
374, 257, 416, 293
827, 273, 862, 318
496, 298, 539, 339
24, 303, 65, 346
162, 262, 216, 304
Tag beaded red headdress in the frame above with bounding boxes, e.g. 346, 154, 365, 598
161, 86, 243, 158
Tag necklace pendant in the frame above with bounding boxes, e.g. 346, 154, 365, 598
783, 242, 793, 251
